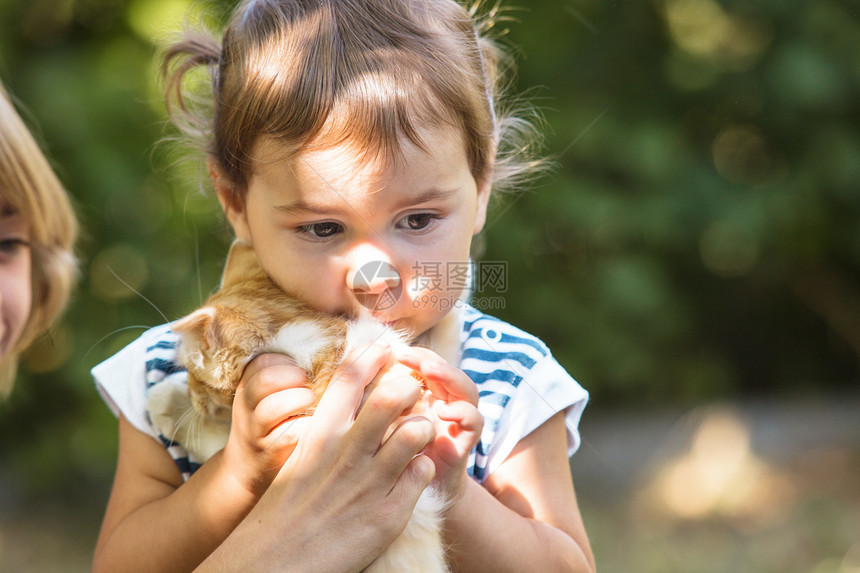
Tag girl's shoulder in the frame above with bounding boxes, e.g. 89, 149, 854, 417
92, 323, 200, 478
456, 304, 589, 481
457, 303, 552, 373
92, 323, 183, 384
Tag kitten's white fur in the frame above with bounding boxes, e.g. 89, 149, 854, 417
267, 320, 336, 372
146, 378, 230, 463
367, 488, 448, 573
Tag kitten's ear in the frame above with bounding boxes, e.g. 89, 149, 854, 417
172, 307, 220, 351
221, 240, 261, 289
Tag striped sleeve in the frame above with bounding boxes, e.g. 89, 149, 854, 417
92, 325, 174, 444
92, 324, 199, 481
458, 305, 588, 482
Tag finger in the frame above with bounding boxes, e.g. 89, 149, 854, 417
431, 403, 483, 460
388, 454, 435, 507
394, 346, 478, 405
432, 400, 484, 433
423, 365, 478, 406
253, 387, 316, 437
241, 353, 301, 383
374, 415, 435, 482
239, 354, 307, 409
350, 375, 426, 456
263, 415, 313, 456
310, 342, 391, 433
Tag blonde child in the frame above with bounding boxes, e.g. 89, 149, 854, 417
0, 79, 78, 396
92, 0, 594, 571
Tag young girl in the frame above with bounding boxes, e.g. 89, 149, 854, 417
0, 79, 78, 396
92, 0, 594, 571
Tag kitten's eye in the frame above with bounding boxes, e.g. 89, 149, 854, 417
297, 221, 343, 239
398, 213, 437, 231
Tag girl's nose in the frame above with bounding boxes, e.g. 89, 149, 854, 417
348, 260, 401, 294
346, 244, 403, 311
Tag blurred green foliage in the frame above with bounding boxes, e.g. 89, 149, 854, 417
0, 0, 858, 501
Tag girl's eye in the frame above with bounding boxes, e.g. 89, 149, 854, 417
0, 238, 30, 260
297, 221, 343, 239
399, 213, 437, 231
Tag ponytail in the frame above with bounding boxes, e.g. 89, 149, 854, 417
162, 31, 222, 157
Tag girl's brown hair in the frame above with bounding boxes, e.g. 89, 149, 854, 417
164, 0, 544, 200
0, 82, 78, 395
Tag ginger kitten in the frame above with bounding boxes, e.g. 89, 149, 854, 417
146, 240, 450, 573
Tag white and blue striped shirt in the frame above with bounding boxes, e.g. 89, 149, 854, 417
93, 304, 588, 482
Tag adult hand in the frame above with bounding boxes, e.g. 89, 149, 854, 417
196, 342, 436, 573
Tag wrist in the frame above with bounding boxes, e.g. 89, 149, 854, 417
206, 449, 268, 507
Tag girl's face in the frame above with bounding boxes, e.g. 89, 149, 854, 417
219, 125, 490, 340
0, 201, 32, 360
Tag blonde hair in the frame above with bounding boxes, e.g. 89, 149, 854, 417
0, 81, 79, 396
164, 0, 544, 200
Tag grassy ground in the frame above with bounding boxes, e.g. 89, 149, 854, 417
1, 396, 858, 572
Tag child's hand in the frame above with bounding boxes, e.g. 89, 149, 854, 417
220, 353, 315, 498
393, 346, 483, 502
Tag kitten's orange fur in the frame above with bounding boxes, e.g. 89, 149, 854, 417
172, 240, 349, 422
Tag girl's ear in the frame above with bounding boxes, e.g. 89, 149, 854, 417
472, 176, 492, 235
209, 159, 252, 243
